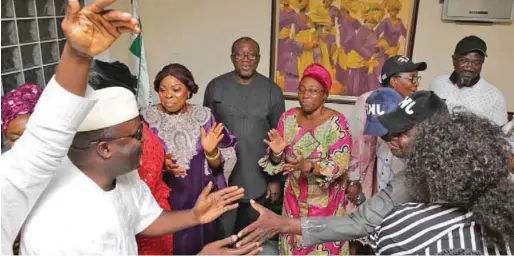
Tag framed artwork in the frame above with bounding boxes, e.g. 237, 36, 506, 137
270, 0, 420, 103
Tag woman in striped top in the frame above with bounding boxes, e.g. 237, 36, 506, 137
370, 111, 514, 255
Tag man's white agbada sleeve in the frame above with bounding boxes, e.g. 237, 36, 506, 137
0, 76, 97, 255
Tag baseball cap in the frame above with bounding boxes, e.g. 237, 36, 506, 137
380, 55, 427, 86
364, 88, 404, 136
454, 35, 487, 57
378, 90, 447, 134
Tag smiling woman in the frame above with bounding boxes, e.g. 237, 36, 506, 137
258, 63, 352, 255
140, 63, 238, 255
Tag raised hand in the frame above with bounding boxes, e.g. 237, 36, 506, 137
197, 235, 262, 255
282, 150, 308, 175
236, 200, 284, 247
62, 0, 140, 58
263, 129, 287, 154
164, 153, 187, 176
193, 182, 244, 224
201, 122, 225, 155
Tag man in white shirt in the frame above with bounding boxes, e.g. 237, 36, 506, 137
429, 35, 508, 126
2, 1, 257, 255
20, 85, 245, 255
0, 0, 140, 254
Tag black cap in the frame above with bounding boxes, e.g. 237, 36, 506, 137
380, 55, 427, 86
378, 90, 447, 133
454, 35, 487, 57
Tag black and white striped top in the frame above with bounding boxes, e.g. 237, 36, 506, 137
369, 203, 512, 255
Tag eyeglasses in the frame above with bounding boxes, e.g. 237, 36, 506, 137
456, 58, 483, 66
232, 52, 259, 60
297, 87, 325, 95
71, 124, 143, 149
394, 75, 422, 84
94, 124, 143, 144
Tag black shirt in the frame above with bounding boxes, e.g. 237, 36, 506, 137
204, 71, 285, 200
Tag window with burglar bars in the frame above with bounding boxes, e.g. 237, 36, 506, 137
1, 0, 84, 152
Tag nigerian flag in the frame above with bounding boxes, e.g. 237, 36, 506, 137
130, 0, 152, 108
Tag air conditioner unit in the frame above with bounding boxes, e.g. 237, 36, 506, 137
442, 0, 514, 22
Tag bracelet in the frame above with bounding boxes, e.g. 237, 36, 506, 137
205, 149, 220, 161
272, 151, 283, 157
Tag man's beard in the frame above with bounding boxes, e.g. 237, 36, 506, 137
459, 76, 473, 87
457, 72, 477, 87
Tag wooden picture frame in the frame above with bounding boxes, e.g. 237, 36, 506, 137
269, 0, 421, 104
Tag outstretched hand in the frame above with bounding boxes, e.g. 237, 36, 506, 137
263, 129, 287, 154
236, 200, 283, 247
62, 0, 140, 58
282, 149, 308, 175
201, 122, 225, 155
193, 182, 244, 224
198, 235, 262, 255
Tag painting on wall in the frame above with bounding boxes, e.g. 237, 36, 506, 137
270, 0, 420, 103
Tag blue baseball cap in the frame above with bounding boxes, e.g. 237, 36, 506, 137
364, 88, 404, 136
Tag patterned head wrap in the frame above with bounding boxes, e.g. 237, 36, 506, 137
302, 63, 332, 93
1, 84, 43, 133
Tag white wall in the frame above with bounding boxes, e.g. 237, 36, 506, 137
110, 0, 513, 114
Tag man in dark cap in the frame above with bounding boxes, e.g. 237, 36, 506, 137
347, 55, 426, 205
429, 35, 507, 126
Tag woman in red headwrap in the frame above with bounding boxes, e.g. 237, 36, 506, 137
258, 64, 352, 255
1, 83, 44, 254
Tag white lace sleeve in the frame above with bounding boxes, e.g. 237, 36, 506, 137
220, 147, 237, 184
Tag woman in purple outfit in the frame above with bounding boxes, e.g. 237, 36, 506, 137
277, 0, 304, 92
376, 0, 407, 57
345, 4, 385, 96
140, 63, 237, 255
333, 2, 362, 94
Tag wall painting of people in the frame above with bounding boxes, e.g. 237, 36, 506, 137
270, 0, 420, 103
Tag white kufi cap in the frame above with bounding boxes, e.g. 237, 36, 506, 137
78, 87, 139, 132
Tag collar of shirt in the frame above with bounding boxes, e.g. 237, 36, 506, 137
449, 71, 481, 88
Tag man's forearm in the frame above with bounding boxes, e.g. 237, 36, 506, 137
300, 173, 412, 246
55, 43, 92, 97
139, 210, 201, 237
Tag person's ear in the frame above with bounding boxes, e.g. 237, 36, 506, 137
96, 141, 114, 159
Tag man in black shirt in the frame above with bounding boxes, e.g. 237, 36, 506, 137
203, 37, 285, 239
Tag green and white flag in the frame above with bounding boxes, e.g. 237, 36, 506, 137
130, 0, 152, 108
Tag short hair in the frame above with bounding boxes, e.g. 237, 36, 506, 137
88, 60, 137, 95
381, 74, 396, 87
153, 63, 199, 99
231, 37, 260, 54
